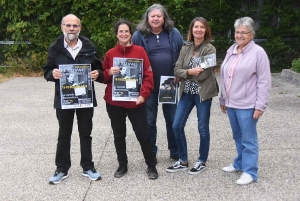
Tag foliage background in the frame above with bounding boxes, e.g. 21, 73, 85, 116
0, 0, 300, 73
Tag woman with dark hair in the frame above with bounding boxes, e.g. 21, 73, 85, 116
166, 17, 218, 175
220, 17, 271, 185
102, 19, 158, 179
132, 4, 183, 163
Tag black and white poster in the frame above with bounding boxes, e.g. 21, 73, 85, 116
158, 76, 178, 104
112, 58, 143, 101
193, 53, 217, 69
59, 64, 93, 109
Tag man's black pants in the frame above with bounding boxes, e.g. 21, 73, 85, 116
55, 108, 94, 173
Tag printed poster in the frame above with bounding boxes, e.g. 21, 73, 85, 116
59, 64, 93, 109
158, 76, 178, 104
112, 58, 143, 101
193, 53, 217, 69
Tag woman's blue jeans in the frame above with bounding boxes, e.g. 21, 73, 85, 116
172, 93, 212, 163
227, 107, 259, 181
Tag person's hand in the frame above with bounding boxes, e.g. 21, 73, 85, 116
90, 70, 99, 81
52, 69, 62, 79
136, 96, 145, 105
220, 105, 227, 114
109, 67, 120, 75
188, 67, 204, 76
253, 109, 263, 119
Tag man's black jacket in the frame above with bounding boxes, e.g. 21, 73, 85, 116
43, 34, 103, 108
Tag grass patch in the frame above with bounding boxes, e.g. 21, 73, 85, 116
0, 71, 43, 83
0, 53, 45, 83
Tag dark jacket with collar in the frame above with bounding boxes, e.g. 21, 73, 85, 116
174, 41, 218, 101
43, 34, 103, 109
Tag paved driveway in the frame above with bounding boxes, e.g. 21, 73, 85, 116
0, 74, 299, 201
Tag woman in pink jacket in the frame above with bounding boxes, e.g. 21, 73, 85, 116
219, 17, 271, 185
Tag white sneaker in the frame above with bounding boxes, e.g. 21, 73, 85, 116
236, 172, 254, 185
222, 164, 239, 172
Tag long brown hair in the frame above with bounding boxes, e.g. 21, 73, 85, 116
187, 17, 212, 43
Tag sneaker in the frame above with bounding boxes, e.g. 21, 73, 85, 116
166, 161, 188, 173
147, 166, 158, 179
188, 161, 206, 175
82, 168, 101, 181
114, 165, 128, 178
49, 171, 68, 185
222, 164, 240, 172
236, 172, 254, 185
170, 154, 179, 161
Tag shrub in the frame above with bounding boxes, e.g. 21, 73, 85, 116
1, 53, 44, 78
291, 57, 300, 73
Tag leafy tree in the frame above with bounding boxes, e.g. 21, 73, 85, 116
0, 0, 300, 72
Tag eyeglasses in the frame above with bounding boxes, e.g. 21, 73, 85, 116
62, 24, 80, 28
156, 35, 160, 45
235, 31, 250, 36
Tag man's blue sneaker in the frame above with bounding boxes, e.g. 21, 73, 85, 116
49, 171, 68, 185
82, 168, 101, 181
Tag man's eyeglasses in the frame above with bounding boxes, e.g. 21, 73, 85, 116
156, 35, 160, 45
235, 31, 250, 36
62, 24, 80, 28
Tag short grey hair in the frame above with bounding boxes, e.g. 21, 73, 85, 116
61, 14, 81, 26
136, 4, 174, 35
234, 17, 255, 36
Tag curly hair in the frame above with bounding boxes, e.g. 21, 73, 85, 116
113, 19, 135, 35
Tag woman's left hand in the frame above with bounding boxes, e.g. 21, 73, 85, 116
188, 67, 204, 76
220, 105, 227, 114
136, 96, 145, 105
253, 109, 263, 119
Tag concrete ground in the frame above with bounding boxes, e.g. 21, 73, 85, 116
0, 73, 299, 201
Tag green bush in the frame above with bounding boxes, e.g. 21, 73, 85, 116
258, 38, 293, 73
1, 0, 300, 74
2, 53, 45, 76
211, 37, 234, 67
291, 57, 300, 73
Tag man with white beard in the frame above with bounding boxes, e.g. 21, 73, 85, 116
43, 14, 103, 184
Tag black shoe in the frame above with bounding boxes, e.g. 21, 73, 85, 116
170, 154, 179, 161
188, 161, 207, 175
147, 166, 158, 180
114, 165, 128, 178
166, 161, 188, 173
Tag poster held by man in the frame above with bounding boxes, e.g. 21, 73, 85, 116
59, 64, 93, 109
